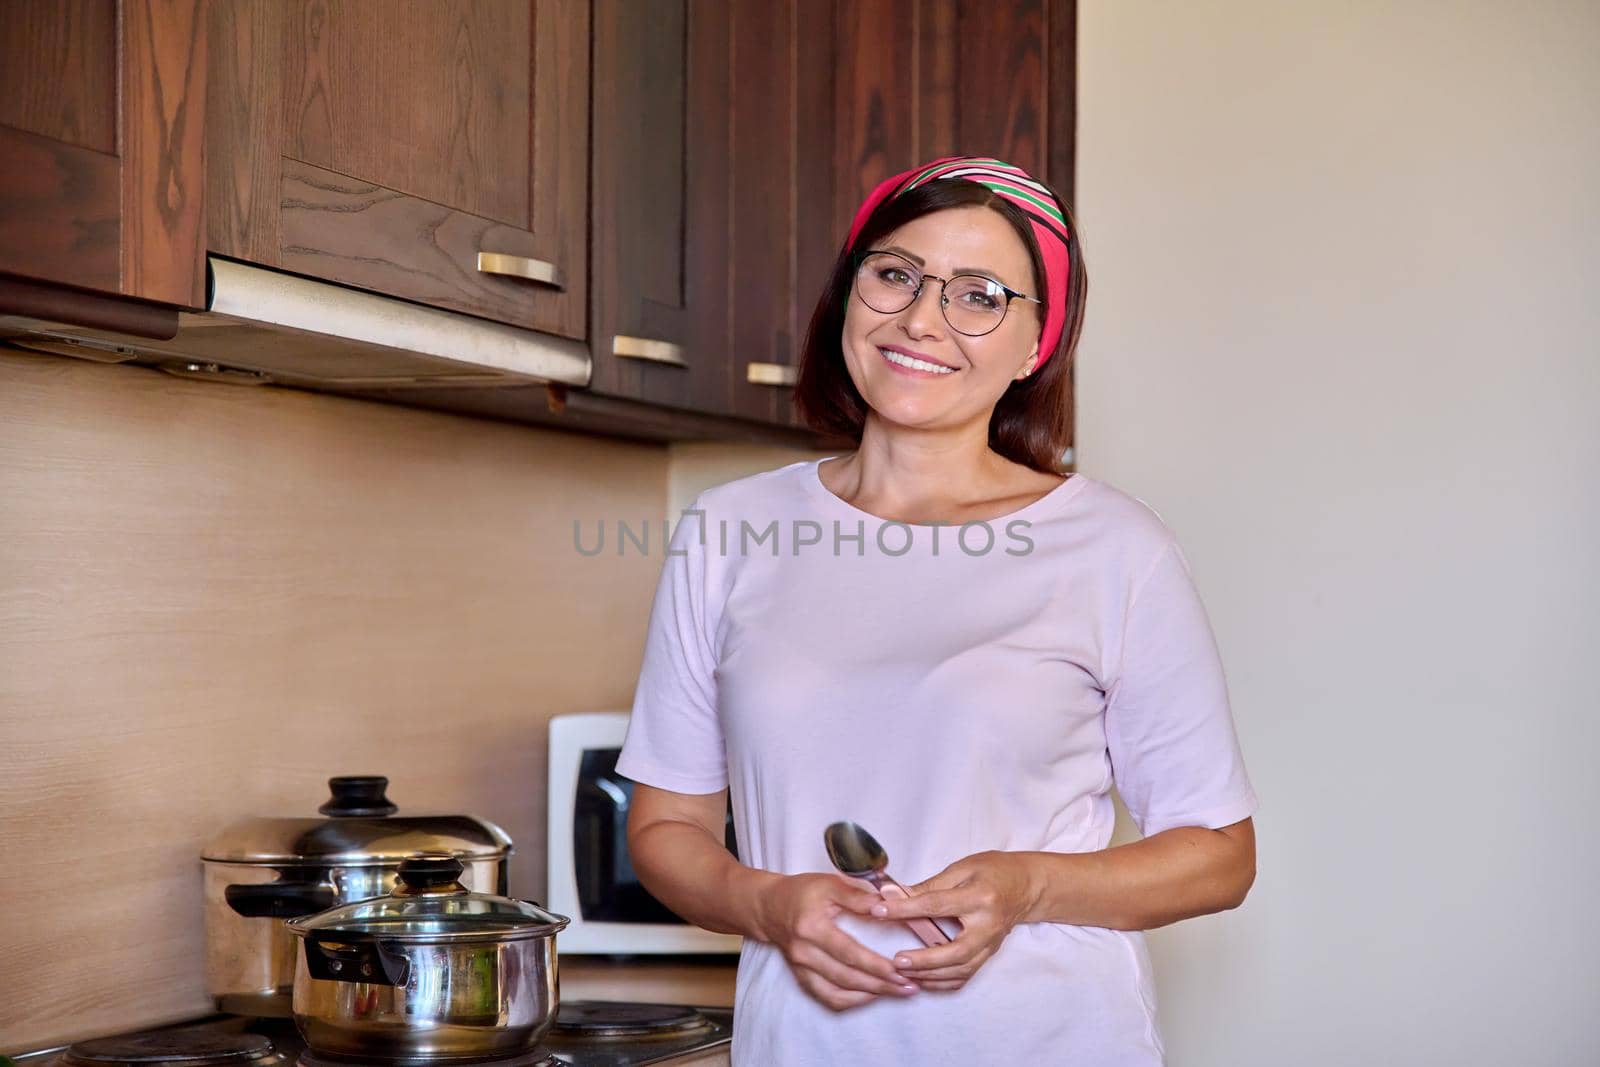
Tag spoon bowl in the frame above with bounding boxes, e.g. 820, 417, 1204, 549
823, 821, 959, 947
823, 820, 889, 878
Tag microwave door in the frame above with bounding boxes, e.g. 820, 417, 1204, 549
573, 748, 737, 924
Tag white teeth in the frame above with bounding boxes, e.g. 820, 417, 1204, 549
879, 348, 954, 374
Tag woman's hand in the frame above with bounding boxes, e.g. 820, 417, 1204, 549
752, 872, 923, 1012
850, 851, 1041, 993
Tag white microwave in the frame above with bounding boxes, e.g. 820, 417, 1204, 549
546, 711, 742, 955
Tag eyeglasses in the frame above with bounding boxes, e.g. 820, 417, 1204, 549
852, 250, 1041, 338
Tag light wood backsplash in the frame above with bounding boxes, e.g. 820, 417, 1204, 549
0, 350, 677, 1048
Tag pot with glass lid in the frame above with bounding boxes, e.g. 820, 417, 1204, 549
287, 852, 570, 1061
201, 776, 513, 1017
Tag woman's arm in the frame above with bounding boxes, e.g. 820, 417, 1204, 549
861, 818, 1256, 991
1015, 816, 1255, 929
627, 782, 922, 1010
625, 782, 769, 936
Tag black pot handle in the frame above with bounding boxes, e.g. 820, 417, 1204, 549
303, 932, 411, 987
225, 881, 337, 918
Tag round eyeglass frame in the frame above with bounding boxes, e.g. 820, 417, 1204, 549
851, 249, 1042, 338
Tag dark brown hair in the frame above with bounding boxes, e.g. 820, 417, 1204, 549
792, 178, 1087, 473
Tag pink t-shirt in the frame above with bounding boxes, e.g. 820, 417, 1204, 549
616, 457, 1258, 1066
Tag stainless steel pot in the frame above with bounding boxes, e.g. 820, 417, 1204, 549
286, 853, 570, 1061
201, 776, 513, 1017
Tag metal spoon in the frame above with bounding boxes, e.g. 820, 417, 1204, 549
823, 821, 960, 947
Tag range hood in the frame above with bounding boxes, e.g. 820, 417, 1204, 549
0, 257, 591, 389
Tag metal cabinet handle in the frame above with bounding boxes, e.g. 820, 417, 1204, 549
613, 335, 687, 367
747, 362, 796, 387
477, 252, 562, 289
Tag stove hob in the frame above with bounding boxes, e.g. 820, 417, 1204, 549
550, 1003, 711, 1039
62, 1032, 290, 1067
21, 1000, 733, 1067
296, 1053, 559, 1067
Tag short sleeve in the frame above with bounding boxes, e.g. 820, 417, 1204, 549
614, 497, 729, 794
1105, 539, 1258, 837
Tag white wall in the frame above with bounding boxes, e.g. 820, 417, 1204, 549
1076, 2, 1598, 1063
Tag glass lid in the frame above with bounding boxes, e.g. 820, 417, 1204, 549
287, 854, 569, 942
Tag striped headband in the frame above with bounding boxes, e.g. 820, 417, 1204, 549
846, 156, 1071, 373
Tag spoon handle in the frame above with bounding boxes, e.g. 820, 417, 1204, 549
875, 876, 960, 946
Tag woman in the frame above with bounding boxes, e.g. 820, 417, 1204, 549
616, 156, 1258, 1065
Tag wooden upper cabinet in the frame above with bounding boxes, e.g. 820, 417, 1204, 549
0, 0, 206, 307
588, 0, 839, 426
2, 0, 1072, 446
832, 0, 1076, 256
588, 0, 711, 412
208, 0, 588, 340
719, 0, 839, 429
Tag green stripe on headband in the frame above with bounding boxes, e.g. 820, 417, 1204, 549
903, 158, 1038, 192
899, 159, 1066, 228
972, 179, 1066, 226
902, 158, 1005, 189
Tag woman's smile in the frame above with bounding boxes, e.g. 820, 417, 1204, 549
878, 344, 958, 376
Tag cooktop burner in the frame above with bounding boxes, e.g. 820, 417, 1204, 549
296, 1053, 559, 1067
551, 1003, 710, 1039
63, 1032, 288, 1067
20, 1001, 733, 1067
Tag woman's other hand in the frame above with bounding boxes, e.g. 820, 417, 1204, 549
850, 851, 1040, 992
754, 872, 923, 1011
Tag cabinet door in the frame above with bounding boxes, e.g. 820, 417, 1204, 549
0, 0, 206, 307
588, 0, 838, 423
717, 0, 839, 428
588, 0, 716, 411
208, 0, 587, 339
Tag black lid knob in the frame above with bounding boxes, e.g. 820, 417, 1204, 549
396, 853, 466, 891
319, 776, 398, 818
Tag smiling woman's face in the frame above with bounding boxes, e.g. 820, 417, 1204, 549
841, 204, 1042, 433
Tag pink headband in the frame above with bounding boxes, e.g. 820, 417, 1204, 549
846, 156, 1071, 372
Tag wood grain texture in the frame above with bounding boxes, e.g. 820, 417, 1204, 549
278, 157, 566, 333
282, 0, 531, 228
788, 0, 838, 429
681, 0, 733, 417
834, 0, 916, 233
914, 0, 959, 163
206, 0, 284, 265
1050, 0, 1076, 454
629, 1, 686, 320
726, 0, 795, 425
257, 1, 583, 336
338, 379, 848, 448
529, 0, 590, 341
1047, 0, 1077, 205
0, 349, 672, 1049
0, 274, 179, 338
0, 0, 117, 153
589, 0, 697, 408
0, 125, 121, 292
121, 0, 207, 307
955, 0, 1047, 173
558, 958, 736, 1006
282, 0, 335, 166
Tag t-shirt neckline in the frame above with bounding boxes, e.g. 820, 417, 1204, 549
801, 456, 1089, 529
